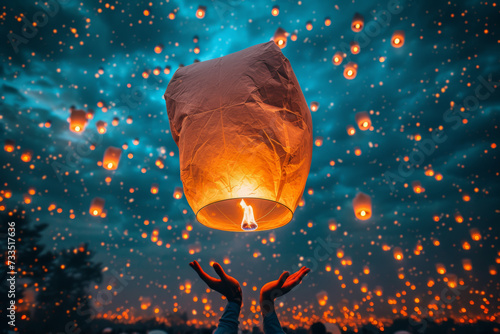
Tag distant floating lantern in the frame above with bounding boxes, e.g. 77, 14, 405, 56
306, 21, 313, 31
343, 62, 358, 80
332, 52, 343, 66
454, 212, 464, 223
391, 30, 405, 48
195, 6, 206, 18
490, 265, 497, 276
90, 197, 105, 216
21, 149, 33, 162
273, 27, 288, 49
346, 125, 356, 136
154, 44, 163, 54
151, 183, 159, 194
436, 263, 446, 275
324, 17, 331, 26
153, 66, 161, 75
350, 41, 360, 54
393, 247, 403, 260
271, 5, 279, 16
96, 120, 107, 134
103, 147, 122, 170
355, 111, 371, 130
165, 42, 312, 232
4, 139, 15, 152
69, 109, 88, 133
310, 101, 319, 112
316, 291, 328, 306
412, 180, 425, 194
315, 137, 323, 147
112, 117, 119, 126
351, 13, 364, 32
87, 109, 95, 120
353, 192, 372, 220
173, 187, 183, 199
290, 32, 297, 41
462, 259, 472, 271
470, 228, 481, 241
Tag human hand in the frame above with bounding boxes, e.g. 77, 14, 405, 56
189, 260, 242, 306
259, 266, 310, 316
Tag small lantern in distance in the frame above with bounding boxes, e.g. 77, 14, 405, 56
351, 13, 364, 32
69, 109, 88, 133
103, 147, 122, 170
355, 111, 371, 130
196, 6, 206, 19
343, 62, 358, 80
332, 52, 343, 66
273, 27, 288, 49
353, 192, 372, 220
391, 30, 405, 48
90, 197, 105, 216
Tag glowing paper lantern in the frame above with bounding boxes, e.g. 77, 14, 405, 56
391, 30, 405, 48
196, 6, 206, 19
412, 181, 425, 194
165, 41, 313, 232
436, 263, 446, 275
351, 13, 364, 32
393, 247, 404, 260
173, 187, 183, 199
352, 192, 372, 220
69, 109, 88, 133
350, 41, 360, 54
271, 5, 279, 16
343, 62, 358, 80
103, 147, 122, 170
355, 111, 371, 130
310, 101, 319, 112
316, 291, 328, 306
346, 126, 356, 136
21, 149, 33, 162
89, 197, 105, 216
4, 139, 15, 152
151, 183, 159, 194
332, 52, 343, 66
462, 259, 472, 271
273, 27, 288, 49
96, 120, 107, 134
470, 228, 481, 241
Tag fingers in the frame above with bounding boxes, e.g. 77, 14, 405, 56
212, 262, 228, 280
277, 271, 290, 288
189, 261, 215, 284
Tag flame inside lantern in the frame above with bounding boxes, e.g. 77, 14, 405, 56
240, 199, 258, 231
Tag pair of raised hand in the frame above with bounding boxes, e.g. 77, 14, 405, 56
189, 260, 310, 316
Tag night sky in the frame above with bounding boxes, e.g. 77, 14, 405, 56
1, 0, 499, 330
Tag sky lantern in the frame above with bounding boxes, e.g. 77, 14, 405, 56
353, 192, 372, 220
165, 42, 312, 232
21, 149, 33, 162
103, 147, 122, 170
351, 13, 364, 32
4, 139, 15, 152
324, 17, 331, 26
462, 259, 472, 271
355, 111, 371, 130
271, 5, 279, 16
96, 120, 107, 134
310, 101, 319, 112
89, 197, 105, 216
343, 62, 358, 79
151, 183, 159, 194
346, 126, 356, 136
393, 247, 404, 260
412, 181, 425, 194
273, 27, 288, 49
436, 263, 446, 275
314, 137, 323, 147
490, 266, 497, 275
454, 212, 464, 223
350, 41, 360, 54
196, 6, 206, 19
173, 187, 183, 199
316, 291, 328, 306
86, 109, 94, 120
306, 21, 313, 30
391, 30, 405, 48
332, 52, 343, 66
470, 228, 481, 241
69, 109, 88, 133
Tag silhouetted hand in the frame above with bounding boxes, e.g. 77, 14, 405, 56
189, 260, 242, 306
260, 266, 310, 316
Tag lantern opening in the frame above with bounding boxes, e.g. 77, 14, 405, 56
196, 198, 293, 232
240, 199, 258, 231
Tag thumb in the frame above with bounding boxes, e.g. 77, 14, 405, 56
277, 271, 290, 288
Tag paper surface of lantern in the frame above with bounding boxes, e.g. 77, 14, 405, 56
165, 41, 313, 232
353, 192, 372, 220
343, 62, 358, 80
103, 147, 122, 170
69, 109, 88, 133
391, 30, 405, 48
4, 139, 15, 152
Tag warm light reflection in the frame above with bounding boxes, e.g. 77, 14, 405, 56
240, 199, 258, 231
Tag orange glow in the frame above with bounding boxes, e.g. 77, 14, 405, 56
89, 197, 105, 216
21, 150, 33, 162
324, 17, 331, 26
154, 44, 163, 54
351, 13, 364, 32
69, 109, 88, 133
343, 62, 358, 79
436, 263, 446, 275
412, 181, 425, 194
196, 6, 206, 19
470, 228, 481, 241
4, 139, 15, 152
151, 183, 159, 194
332, 51, 343, 66
271, 6, 279, 16
391, 30, 405, 48
273, 27, 288, 49
353, 192, 372, 220
310, 101, 319, 112
355, 111, 371, 130
350, 41, 360, 54
306, 21, 313, 30
240, 199, 258, 231
315, 137, 323, 147
346, 125, 356, 136
173, 187, 183, 199
462, 259, 472, 271
96, 120, 107, 134
103, 147, 122, 170
393, 247, 403, 260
